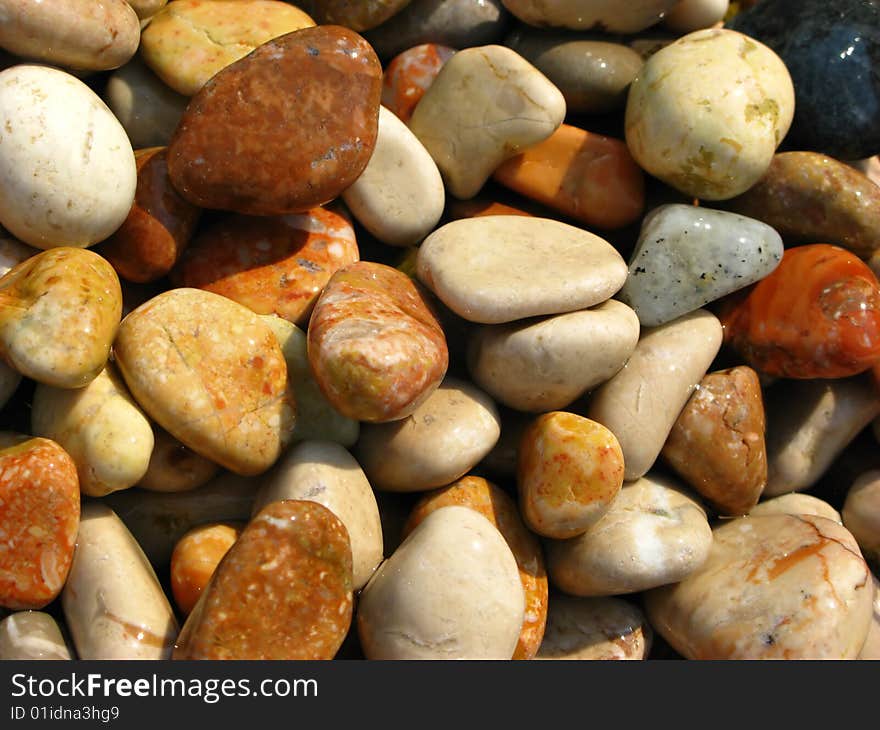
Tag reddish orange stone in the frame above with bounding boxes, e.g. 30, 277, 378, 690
171, 206, 359, 327
381, 43, 456, 124
96, 147, 202, 284
308, 261, 448, 422
718, 244, 880, 378
173, 500, 353, 660
0, 436, 79, 610
170, 521, 243, 616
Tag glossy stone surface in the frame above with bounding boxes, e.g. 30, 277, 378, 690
0, 612, 71, 660
381, 43, 456, 124
167, 25, 381, 215
303, 0, 410, 31
138, 426, 219, 493
170, 521, 243, 616
502, 0, 679, 32
663, 0, 729, 32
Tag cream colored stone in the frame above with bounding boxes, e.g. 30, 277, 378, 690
355, 376, 500, 492
417, 216, 626, 324
625, 29, 794, 200
645, 514, 874, 659
843, 471, 880, 566
61, 503, 178, 660
138, 426, 220, 493
251, 440, 384, 590
586, 308, 722, 481
858, 574, 880, 659
358, 506, 524, 659
0, 66, 137, 249
750, 494, 842, 524
546, 473, 712, 596
663, 0, 728, 32
467, 300, 640, 413
764, 376, 880, 497
0, 612, 71, 660
501, 0, 679, 33
409, 45, 565, 200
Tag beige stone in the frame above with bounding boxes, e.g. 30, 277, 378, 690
750, 493, 842, 524
843, 471, 880, 566
0, 612, 71, 660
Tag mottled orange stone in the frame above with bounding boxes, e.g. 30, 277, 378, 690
173, 500, 353, 660
718, 244, 880, 378
0, 436, 79, 610
662, 367, 767, 516
403, 475, 548, 660
96, 147, 202, 284
170, 521, 243, 616
381, 43, 456, 124
446, 198, 534, 220
308, 261, 448, 422
492, 124, 645, 230
171, 207, 358, 327
518, 412, 624, 539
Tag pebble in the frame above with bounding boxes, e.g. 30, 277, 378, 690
663, 0, 729, 32
251, 440, 384, 591
0, 435, 79, 610
467, 299, 640, 413
750, 494, 843, 524
403, 475, 548, 660
645, 514, 874, 659
417, 216, 627, 324
662, 366, 767, 516
0, 612, 72, 660
167, 25, 381, 215
170, 522, 243, 616
0, 65, 137, 249
308, 261, 448, 423
493, 124, 645, 230
518, 412, 624, 539
137, 426, 219, 493
357, 506, 524, 659
859, 575, 880, 660
586, 309, 722, 481
128, 0, 167, 20
546, 473, 713, 596
617, 204, 783, 327
113, 288, 296, 476
172, 206, 359, 328
501, 0, 679, 33
303, 0, 410, 32
625, 28, 794, 200
381, 44, 456, 124
843, 471, 880, 566
409, 45, 566, 200
173, 500, 353, 660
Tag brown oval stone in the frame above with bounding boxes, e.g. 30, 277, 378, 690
308, 261, 448, 422
173, 500, 353, 660
167, 25, 381, 216
96, 147, 202, 284
662, 366, 767, 517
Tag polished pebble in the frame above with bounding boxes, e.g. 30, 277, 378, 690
501, 0, 679, 33
750, 494, 843, 524
0, 611, 72, 660
170, 522, 243, 616
381, 43, 456, 124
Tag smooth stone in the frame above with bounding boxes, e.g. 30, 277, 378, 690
62, 503, 178, 660
617, 204, 783, 327
505, 27, 644, 114
417, 216, 627, 324
137, 425, 220, 493
467, 300, 640, 413
105, 57, 189, 149
586, 309, 722, 481
141, 0, 315, 96
381, 44, 456, 124
518, 412, 624, 539
342, 106, 445, 247
173, 501, 353, 660
0, 66, 137, 249
0, 436, 79, 610
662, 366, 767, 516
843, 471, 880, 565
170, 522, 242, 616
0, 231, 36, 277
403, 475, 548, 660
355, 376, 500, 492
763, 375, 880, 497
301, 0, 410, 31
0, 612, 71, 660
535, 596, 651, 660
0, 0, 140, 71
718, 244, 880, 379
750, 494, 842, 524
365, 0, 510, 60
493, 124, 645, 230
546, 473, 713, 596
663, 0, 729, 32
625, 28, 794, 200
308, 261, 448, 423
0, 248, 122, 389
127, 0, 167, 19
409, 45, 565, 200
858, 575, 880, 659
167, 26, 381, 215
501, 0, 679, 33
172, 206, 359, 328
114, 288, 296, 476
645, 514, 874, 659
358, 506, 524, 659
726, 151, 880, 261
32, 364, 155, 498
251, 440, 384, 590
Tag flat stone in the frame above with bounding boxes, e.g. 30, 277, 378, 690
750, 494, 842, 524
0, 612, 71, 660
501, 0, 679, 32
170, 521, 243, 616
381, 43, 456, 124
843, 471, 880, 566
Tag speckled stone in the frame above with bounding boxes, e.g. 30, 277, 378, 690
843, 471, 880, 565
301, 0, 410, 31
381, 44, 456, 124
167, 25, 381, 215
502, 0, 679, 32
645, 514, 874, 659
114, 288, 296, 476
170, 521, 243, 615
174, 500, 353, 660
617, 204, 783, 327
0, 612, 71, 660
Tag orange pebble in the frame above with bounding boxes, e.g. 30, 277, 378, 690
381, 43, 456, 124
170, 521, 243, 616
